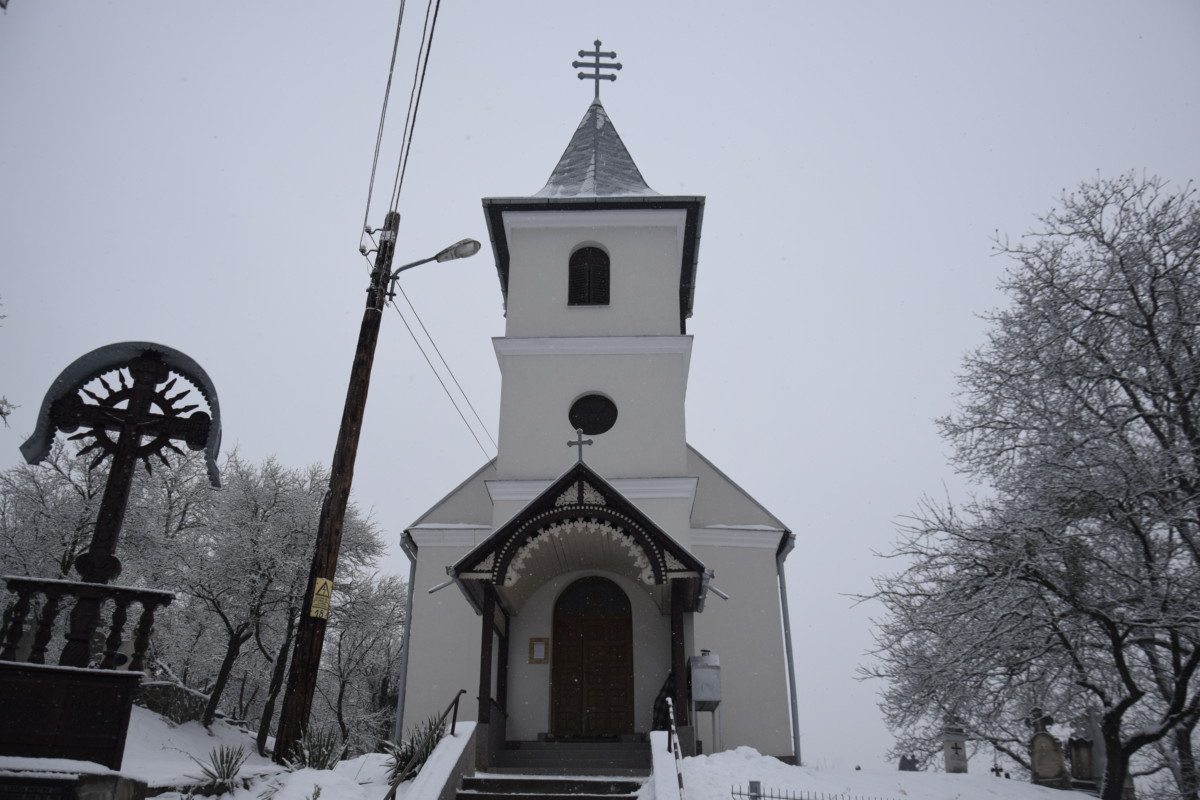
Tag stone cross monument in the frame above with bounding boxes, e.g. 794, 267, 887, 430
941, 722, 968, 773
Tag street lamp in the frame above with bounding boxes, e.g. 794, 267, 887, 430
388, 238, 481, 297
274, 210, 480, 763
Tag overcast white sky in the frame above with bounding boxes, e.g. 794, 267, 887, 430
2, 0, 1198, 770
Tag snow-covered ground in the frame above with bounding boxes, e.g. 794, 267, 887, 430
664, 747, 1090, 800
2, 708, 1088, 800
121, 706, 394, 799
0, 707, 395, 800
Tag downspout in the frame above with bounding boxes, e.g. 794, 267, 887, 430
391, 531, 419, 744
776, 532, 800, 765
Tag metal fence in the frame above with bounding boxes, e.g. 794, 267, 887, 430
731, 781, 907, 800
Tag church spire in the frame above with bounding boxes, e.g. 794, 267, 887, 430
534, 102, 657, 198
535, 41, 656, 198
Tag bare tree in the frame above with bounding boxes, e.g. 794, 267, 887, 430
866, 174, 1200, 800
0, 440, 107, 579
0, 297, 12, 426
0, 446, 394, 753
315, 573, 407, 755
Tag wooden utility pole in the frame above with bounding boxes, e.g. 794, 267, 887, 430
274, 210, 400, 763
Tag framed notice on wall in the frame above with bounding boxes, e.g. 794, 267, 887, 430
529, 637, 550, 664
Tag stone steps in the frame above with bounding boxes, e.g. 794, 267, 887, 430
488, 740, 651, 776
461, 774, 643, 800
460, 741, 651, 800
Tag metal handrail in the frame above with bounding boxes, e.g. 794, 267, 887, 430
665, 697, 686, 798
382, 688, 466, 800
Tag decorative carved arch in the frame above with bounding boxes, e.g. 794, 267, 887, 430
492, 506, 667, 589
452, 462, 705, 614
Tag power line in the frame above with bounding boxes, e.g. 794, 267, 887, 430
358, 0, 489, 459
389, 0, 443, 212
388, 298, 494, 461
394, 283, 498, 451
352, 0, 489, 460
360, 0, 408, 246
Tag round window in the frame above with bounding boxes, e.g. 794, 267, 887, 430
569, 394, 618, 435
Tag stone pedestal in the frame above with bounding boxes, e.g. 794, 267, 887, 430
0, 661, 141, 769
941, 725, 968, 773
0, 771, 148, 800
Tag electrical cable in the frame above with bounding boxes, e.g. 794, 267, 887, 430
389, 0, 442, 212
388, 299, 494, 461
395, 283, 498, 451
360, 0, 490, 459
361, 0, 408, 248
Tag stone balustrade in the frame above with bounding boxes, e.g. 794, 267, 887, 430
1, 575, 174, 670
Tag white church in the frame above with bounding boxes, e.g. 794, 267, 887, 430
394, 86, 799, 769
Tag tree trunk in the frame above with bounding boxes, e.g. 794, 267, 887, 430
202, 623, 251, 728
335, 677, 350, 743
1100, 733, 1130, 800
1175, 721, 1199, 800
257, 609, 297, 756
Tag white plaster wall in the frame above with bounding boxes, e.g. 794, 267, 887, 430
505, 570, 672, 741
413, 461, 496, 526
494, 345, 690, 480
401, 530, 489, 732
692, 534, 794, 759
686, 447, 787, 530
611, 494, 695, 550
502, 210, 687, 339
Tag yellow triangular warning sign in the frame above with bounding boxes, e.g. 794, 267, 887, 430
309, 578, 334, 619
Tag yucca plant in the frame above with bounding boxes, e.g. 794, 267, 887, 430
286, 725, 343, 771
385, 714, 446, 784
186, 743, 250, 794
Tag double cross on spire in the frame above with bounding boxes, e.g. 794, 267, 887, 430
572, 39, 622, 100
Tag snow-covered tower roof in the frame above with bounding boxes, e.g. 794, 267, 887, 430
534, 100, 657, 198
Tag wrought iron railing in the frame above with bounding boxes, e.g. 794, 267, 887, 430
665, 696, 686, 799
0, 575, 173, 669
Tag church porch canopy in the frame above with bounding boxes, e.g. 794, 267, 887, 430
450, 461, 708, 616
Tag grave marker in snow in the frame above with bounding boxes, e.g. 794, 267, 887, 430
941, 723, 968, 774
1026, 708, 1073, 791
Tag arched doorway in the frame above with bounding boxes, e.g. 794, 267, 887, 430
551, 576, 634, 738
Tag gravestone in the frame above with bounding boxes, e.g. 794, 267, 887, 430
1069, 708, 1104, 792
898, 754, 920, 771
1027, 708, 1073, 791
941, 723, 968, 774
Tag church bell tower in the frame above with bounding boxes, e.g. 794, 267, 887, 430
483, 94, 704, 484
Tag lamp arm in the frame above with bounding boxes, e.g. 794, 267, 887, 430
390, 255, 437, 277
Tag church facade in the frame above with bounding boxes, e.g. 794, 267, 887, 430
395, 98, 798, 764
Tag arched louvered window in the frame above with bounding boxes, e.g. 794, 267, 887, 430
568, 246, 610, 306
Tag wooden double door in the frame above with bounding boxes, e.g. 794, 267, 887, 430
550, 577, 634, 738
